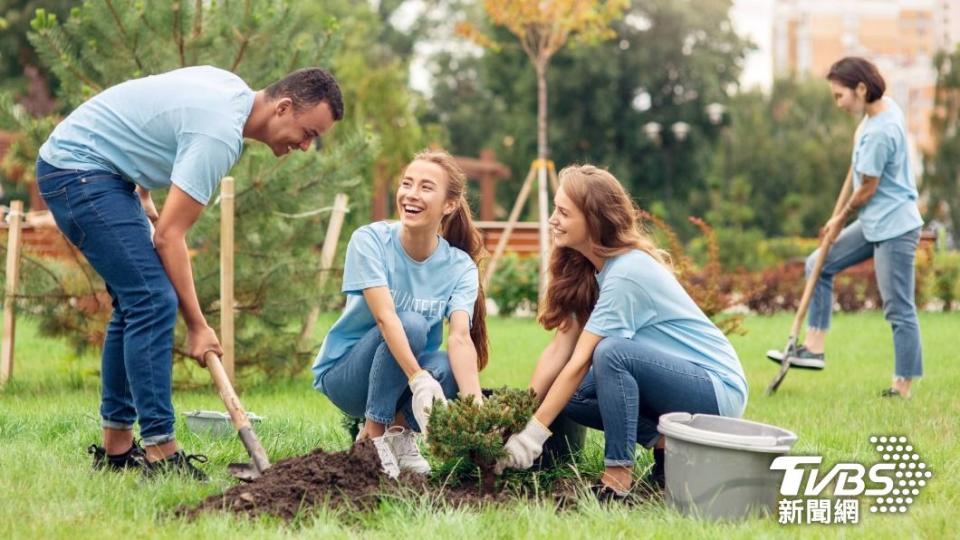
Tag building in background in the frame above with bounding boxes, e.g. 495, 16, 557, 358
772, 0, 960, 159
934, 0, 960, 49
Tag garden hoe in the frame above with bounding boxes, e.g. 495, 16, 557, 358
204, 351, 271, 481
764, 234, 834, 395
765, 167, 854, 395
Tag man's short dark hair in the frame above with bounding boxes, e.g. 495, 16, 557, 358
827, 57, 886, 103
265, 67, 344, 120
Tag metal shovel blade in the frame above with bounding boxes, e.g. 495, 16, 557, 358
765, 340, 796, 395
227, 462, 261, 482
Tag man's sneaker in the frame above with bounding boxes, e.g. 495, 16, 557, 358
371, 435, 401, 479
88, 440, 146, 471
767, 346, 825, 370
383, 426, 431, 475
143, 450, 209, 482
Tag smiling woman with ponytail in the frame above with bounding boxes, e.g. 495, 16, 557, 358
311, 148, 488, 478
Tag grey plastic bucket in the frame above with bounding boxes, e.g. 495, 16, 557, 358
657, 412, 797, 521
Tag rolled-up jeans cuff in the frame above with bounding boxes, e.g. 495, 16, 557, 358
364, 412, 395, 426
102, 419, 135, 431
604, 458, 635, 468
142, 433, 176, 446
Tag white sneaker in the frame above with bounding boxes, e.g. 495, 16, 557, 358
371, 434, 401, 479
384, 426, 431, 475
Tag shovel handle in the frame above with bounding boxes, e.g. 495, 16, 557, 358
787, 167, 855, 341
204, 351, 271, 473
788, 234, 833, 339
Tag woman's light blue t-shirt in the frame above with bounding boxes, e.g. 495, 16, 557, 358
312, 221, 479, 390
852, 98, 923, 242
39, 65, 254, 206
583, 250, 748, 417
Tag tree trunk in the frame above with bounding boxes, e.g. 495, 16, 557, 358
479, 462, 497, 494
536, 61, 550, 305
469, 450, 497, 494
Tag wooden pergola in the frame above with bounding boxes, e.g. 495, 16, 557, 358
454, 149, 511, 221
371, 149, 511, 223
369, 149, 540, 256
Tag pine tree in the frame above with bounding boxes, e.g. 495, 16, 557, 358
1, 0, 377, 375
427, 387, 537, 493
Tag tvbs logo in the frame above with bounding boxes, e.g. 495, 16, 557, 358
771, 435, 932, 514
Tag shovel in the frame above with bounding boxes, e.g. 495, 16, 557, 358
764, 233, 834, 395
204, 350, 271, 480
765, 166, 854, 395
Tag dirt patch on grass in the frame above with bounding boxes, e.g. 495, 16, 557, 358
181, 440, 511, 521
182, 440, 589, 522
183, 439, 383, 520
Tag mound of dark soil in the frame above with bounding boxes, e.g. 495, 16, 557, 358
183, 439, 393, 521
182, 440, 611, 522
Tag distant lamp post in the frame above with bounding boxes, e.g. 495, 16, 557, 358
641, 105, 725, 199
643, 121, 686, 199
670, 121, 690, 142
643, 121, 662, 145
705, 102, 726, 125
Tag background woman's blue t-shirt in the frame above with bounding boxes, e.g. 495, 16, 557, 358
852, 98, 923, 242
312, 221, 479, 390
583, 249, 748, 417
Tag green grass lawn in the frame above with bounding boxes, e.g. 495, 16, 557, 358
0, 312, 957, 539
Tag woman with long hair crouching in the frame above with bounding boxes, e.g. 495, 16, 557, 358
495, 165, 748, 500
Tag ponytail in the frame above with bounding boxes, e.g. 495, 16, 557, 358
441, 197, 489, 370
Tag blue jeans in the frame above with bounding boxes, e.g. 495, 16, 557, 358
561, 337, 720, 467
36, 158, 178, 446
320, 311, 458, 432
806, 221, 923, 378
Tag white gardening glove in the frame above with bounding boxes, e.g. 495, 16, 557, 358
409, 370, 446, 436
494, 417, 552, 474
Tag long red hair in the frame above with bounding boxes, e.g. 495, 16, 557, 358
539, 165, 669, 331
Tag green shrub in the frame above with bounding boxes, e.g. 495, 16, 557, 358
928, 251, 960, 311
689, 233, 820, 272
487, 253, 539, 316
688, 227, 765, 271
427, 387, 537, 492
758, 236, 821, 268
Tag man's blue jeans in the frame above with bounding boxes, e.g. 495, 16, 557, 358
320, 311, 459, 432
561, 337, 720, 467
36, 158, 178, 445
805, 221, 923, 379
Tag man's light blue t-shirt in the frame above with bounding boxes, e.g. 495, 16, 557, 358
852, 98, 923, 242
584, 250, 748, 417
312, 221, 479, 391
39, 65, 254, 205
